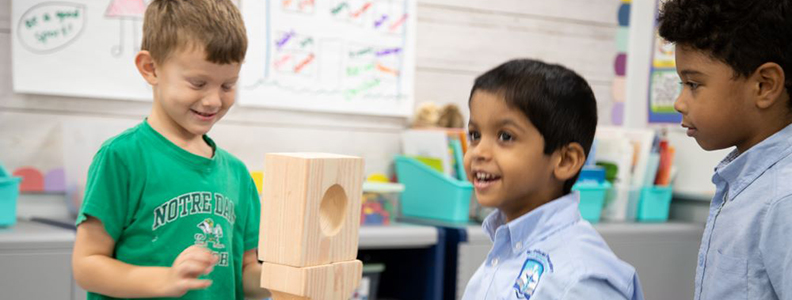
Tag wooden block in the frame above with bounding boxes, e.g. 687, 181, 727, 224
261, 260, 363, 300
259, 153, 364, 267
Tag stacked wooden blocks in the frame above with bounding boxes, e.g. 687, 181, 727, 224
259, 153, 365, 300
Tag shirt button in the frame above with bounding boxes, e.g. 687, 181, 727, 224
491, 258, 499, 266
514, 242, 522, 251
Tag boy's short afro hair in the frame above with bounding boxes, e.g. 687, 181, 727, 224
658, 0, 792, 106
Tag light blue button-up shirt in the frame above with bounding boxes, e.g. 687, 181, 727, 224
461, 192, 644, 300
695, 123, 792, 300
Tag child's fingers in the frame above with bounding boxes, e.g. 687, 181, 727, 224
175, 248, 215, 267
184, 251, 216, 265
173, 245, 203, 264
177, 260, 213, 278
181, 245, 206, 255
181, 245, 213, 257
177, 278, 213, 291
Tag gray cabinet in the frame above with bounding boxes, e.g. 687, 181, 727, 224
0, 220, 85, 300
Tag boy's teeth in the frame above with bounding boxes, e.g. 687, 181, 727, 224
476, 172, 494, 180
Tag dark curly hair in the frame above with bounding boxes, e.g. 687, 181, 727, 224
658, 0, 792, 107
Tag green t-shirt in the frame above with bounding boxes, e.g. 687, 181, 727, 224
76, 120, 260, 300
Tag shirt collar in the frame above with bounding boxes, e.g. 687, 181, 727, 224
482, 192, 581, 252
713, 123, 792, 201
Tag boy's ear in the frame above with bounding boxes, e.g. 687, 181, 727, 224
552, 142, 586, 182
135, 51, 159, 86
753, 62, 786, 110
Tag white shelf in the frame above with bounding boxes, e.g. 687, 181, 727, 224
0, 220, 75, 250
358, 223, 438, 250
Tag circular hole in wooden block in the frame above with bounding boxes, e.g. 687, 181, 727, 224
320, 184, 348, 237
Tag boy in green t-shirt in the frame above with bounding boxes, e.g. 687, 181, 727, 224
71, 1, 270, 299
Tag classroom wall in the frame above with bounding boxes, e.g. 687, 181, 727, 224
0, 0, 620, 179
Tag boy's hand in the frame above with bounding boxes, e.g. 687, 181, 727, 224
161, 245, 218, 297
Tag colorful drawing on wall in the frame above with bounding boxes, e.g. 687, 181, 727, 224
282, 0, 315, 13
105, 0, 146, 57
239, 0, 416, 116
611, 0, 631, 126
12, 0, 414, 115
331, 0, 372, 26
16, 2, 87, 54
12, 0, 156, 101
647, 0, 682, 124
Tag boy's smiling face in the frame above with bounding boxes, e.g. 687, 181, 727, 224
146, 45, 241, 141
464, 91, 559, 221
674, 46, 756, 152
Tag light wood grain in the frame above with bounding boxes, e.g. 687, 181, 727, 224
261, 260, 363, 300
259, 153, 364, 267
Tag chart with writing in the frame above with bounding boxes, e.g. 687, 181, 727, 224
238, 0, 416, 116
11, 0, 416, 116
12, 0, 152, 101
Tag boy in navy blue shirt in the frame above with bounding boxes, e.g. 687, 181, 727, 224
461, 59, 644, 300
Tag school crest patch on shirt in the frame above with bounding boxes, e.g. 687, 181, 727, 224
514, 249, 553, 299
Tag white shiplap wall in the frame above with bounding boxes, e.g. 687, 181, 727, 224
0, 0, 619, 177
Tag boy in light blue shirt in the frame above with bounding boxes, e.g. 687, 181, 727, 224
658, 0, 792, 299
461, 59, 644, 300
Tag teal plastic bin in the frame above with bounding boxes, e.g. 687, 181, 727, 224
572, 181, 612, 223
394, 155, 473, 222
636, 186, 673, 222
0, 177, 22, 227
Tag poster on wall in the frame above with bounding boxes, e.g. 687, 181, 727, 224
647, 0, 682, 123
11, 0, 416, 117
237, 0, 416, 117
11, 0, 152, 101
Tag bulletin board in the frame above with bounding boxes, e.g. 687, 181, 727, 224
647, 0, 682, 124
11, 0, 417, 117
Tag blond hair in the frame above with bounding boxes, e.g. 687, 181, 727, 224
141, 0, 247, 64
